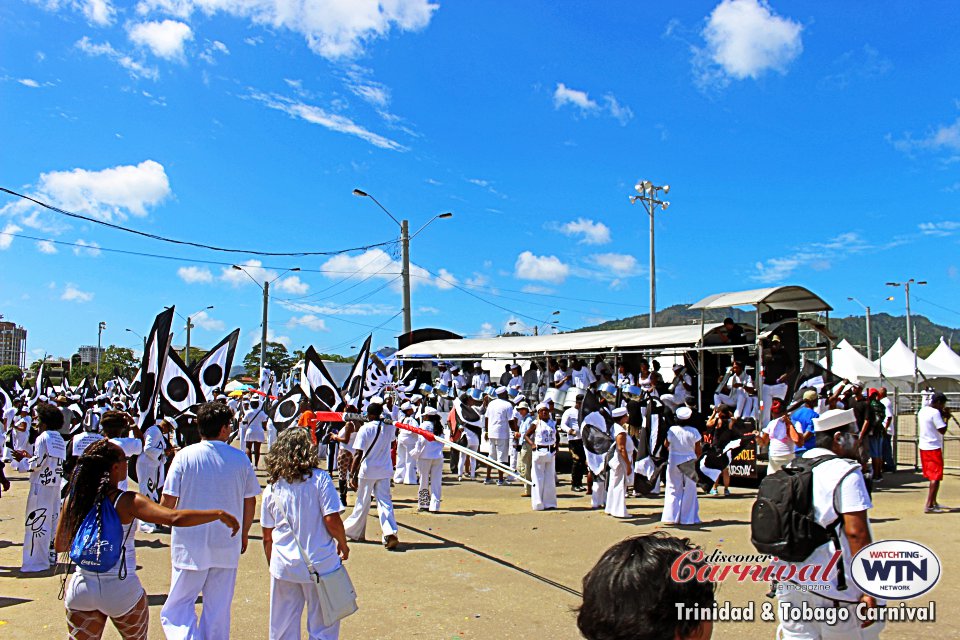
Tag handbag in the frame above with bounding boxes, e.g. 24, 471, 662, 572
274, 489, 358, 627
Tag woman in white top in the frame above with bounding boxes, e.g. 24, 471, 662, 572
605, 407, 635, 518
525, 403, 558, 510
758, 398, 802, 473
661, 407, 703, 525
262, 428, 350, 640
412, 407, 445, 512
55, 439, 237, 640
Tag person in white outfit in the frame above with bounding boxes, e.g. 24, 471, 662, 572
605, 407, 635, 519
261, 428, 350, 640
101, 411, 143, 492
11, 403, 66, 572
713, 360, 756, 420
483, 388, 516, 486
137, 417, 173, 534
525, 403, 558, 511
455, 391, 483, 481
412, 407, 445, 512
661, 407, 702, 526
581, 408, 611, 509
393, 403, 419, 485
342, 402, 400, 550
160, 402, 261, 640
242, 396, 268, 468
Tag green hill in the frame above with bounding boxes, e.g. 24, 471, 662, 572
576, 304, 960, 358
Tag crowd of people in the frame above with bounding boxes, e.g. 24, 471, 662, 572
0, 336, 954, 639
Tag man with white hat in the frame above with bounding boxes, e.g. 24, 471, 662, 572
605, 407, 634, 518
451, 365, 468, 393
393, 402, 419, 485
484, 387, 516, 486
661, 407, 702, 525
471, 363, 489, 390
773, 408, 879, 639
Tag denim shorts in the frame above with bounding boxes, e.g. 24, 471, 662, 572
868, 435, 884, 458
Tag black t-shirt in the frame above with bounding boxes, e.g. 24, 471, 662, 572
852, 399, 875, 435
763, 349, 792, 385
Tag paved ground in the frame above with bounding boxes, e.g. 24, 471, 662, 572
1, 458, 957, 639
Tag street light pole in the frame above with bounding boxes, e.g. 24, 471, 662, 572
261, 280, 269, 383
886, 279, 926, 350
847, 297, 872, 360
96, 321, 106, 381
629, 181, 671, 329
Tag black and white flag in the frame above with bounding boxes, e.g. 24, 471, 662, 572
303, 346, 343, 412
0, 383, 11, 413
160, 347, 204, 417
136, 307, 175, 428
270, 386, 306, 433
341, 334, 371, 407
192, 328, 239, 401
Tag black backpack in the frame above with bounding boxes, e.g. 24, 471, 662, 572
750, 455, 849, 589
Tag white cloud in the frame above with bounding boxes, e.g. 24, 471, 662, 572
249, 91, 406, 151
553, 83, 633, 124
555, 217, 611, 245
521, 284, 554, 295
417, 306, 439, 314
128, 20, 194, 61
18, 78, 41, 88
190, 310, 224, 331
319, 248, 452, 291
220, 260, 309, 295
693, 0, 803, 90
276, 275, 309, 294
198, 39, 229, 64
753, 232, 870, 283
588, 253, 641, 277
344, 65, 391, 109
514, 251, 569, 284
434, 268, 457, 290
177, 265, 213, 283
287, 314, 329, 332
892, 117, 960, 155
62, 283, 94, 302
280, 301, 394, 316
465, 273, 489, 289
0, 223, 22, 250
477, 322, 495, 338
76, 37, 159, 80
36, 240, 58, 254
919, 221, 960, 237
135, 0, 438, 60
32, 0, 116, 26
73, 239, 101, 257
249, 328, 291, 347
29, 159, 170, 222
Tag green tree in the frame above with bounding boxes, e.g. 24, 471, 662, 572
68, 363, 95, 385
175, 346, 208, 366
100, 345, 139, 378
243, 342, 295, 375
0, 365, 22, 386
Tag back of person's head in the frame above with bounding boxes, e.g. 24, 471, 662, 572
578, 533, 714, 640
100, 410, 128, 437
366, 403, 383, 420
265, 427, 320, 485
36, 403, 64, 431
62, 439, 125, 544
197, 401, 233, 439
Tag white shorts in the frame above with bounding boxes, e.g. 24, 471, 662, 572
65, 571, 145, 618
244, 425, 265, 443
488, 438, 509, 464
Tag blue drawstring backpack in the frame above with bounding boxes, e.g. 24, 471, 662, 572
69, 494, 129, 576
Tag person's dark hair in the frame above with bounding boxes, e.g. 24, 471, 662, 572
366, 403, 383, 419
100, 410, 128, 437
424, 414, 443, 436
577, 532, 715, 640
35, 403, 64, 431
932, 392, 948, 407
723, 317, 734, 325
814, 426, 845, 450
60, 439, 125, 545
197, 401, 234, 438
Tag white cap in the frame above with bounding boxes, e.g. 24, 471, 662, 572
422, 406, 439, 416
676, 407, 693, 421
611, 407, 628, 419
495, 386, 507, 395
411, 394, 423, 402
813, 408, 856, 432
451, 365, 459, 371
368, 396, 384, 405
516, 402, 530, 410
400, 402, 412, 411
474, 361, 482, 367
536, 402, 549, 412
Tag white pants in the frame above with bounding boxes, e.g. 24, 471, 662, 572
161, 566, 238, 640
762, 382, 789, 428
457, 435, 479, 478
22, 483, 60, 572
590, 476, 606, 509
393, 441, 417, 484
714, 389, 755, 419
530, 450, 557, 511
662, 461, 700, 525
508, 438, 519, 470
605, 463, 629, 518
416, 457, 443, 512
269, 576, 339, 640
343, 478, 398, 542
776, 584, 884, 640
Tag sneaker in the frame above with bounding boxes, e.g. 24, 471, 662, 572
456, 476, 463, 482
496, 479, 506, 486
484, 478, 495, 485
384, 534, 399, 550
708, 488, 718, 496
138, 523, 157, 534
724, 488, 731, 497
924, 506, 946, 514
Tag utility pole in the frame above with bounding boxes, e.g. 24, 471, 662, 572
185, 316, 194, 368
96, 321, 106, 380
261, 280, 269, 385
401, 219, 411, 336
629, 181, 671, 328
847, 297, 873, 359
887, 279, 926, 351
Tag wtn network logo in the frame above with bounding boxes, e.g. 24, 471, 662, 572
851, 540, 941, 599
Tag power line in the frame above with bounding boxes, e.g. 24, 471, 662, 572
1, 187, 398, 257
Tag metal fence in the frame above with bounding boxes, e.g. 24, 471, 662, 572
893, 391, 960, 470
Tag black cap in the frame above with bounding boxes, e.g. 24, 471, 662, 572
932, 392, 948, 405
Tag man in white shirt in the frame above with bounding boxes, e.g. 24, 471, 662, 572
160, 402, 261, 640
343, 401, 400, 549
774, 408, 879, 639
570, 359, 596, 390
560, 394, 586, 491
470, 362, 489, 390
713, 360, 756, 420
553, 361, 572, 392
918, 392, 950, 513
878, 387, 895, 473
484, 387, 517, 486
507, 364, 523, 390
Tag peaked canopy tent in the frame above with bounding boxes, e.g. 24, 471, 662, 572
924, 337, 960, 377
875, 337, 957, 380
820, 339, 882, 384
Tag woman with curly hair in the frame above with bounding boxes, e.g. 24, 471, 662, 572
262, 428, 350, 640
54, 439, 239, 640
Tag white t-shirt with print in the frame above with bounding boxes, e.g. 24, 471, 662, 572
260, 469, 344, 583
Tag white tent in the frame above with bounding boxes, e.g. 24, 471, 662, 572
924, 337, 960, 377
820, 339, 881, 384
874, 337, 957, 380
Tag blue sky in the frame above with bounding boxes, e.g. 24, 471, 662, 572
2, 0, 959, 362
